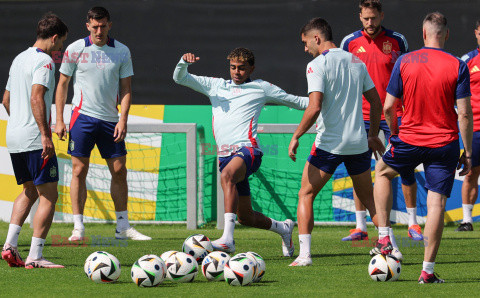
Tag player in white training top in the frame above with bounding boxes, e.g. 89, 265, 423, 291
288, 18, 385, 266
55, 7, 150, 241
1, 13, 68, 269
174, 48, 309, 255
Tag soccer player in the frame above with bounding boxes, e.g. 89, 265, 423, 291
458, 20, 480, 232
340, 0, 423, 243
288, 17, 385, 266
372, 12, 472, 283
55, 7, 151, 241
1, 13, 68, 268
173, 48, 309, 256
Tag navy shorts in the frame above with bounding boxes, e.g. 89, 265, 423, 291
68, 112, 127, 159
10, 149, 59, 185
472, 131, 480, 168
307, 145, 371, 176
382, 135, 459, 197
219, 147, 263, 196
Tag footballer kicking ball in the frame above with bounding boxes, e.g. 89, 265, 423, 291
131, 254, 167, 287
201, 251, 231, 281
165, 252, 198, 283
368, 254, 401, 282
224, 253, 256, 286
85, 251, 121, 283
160, 250, 178, 262
246, 251, 266, 282
182, 234, 213, 263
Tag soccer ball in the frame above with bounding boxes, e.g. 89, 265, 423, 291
85, 251, 121, 283
201, 251, 231, 281
224, 253, 256, 286
131, 254, 167, 287
160, 250, 178, 262
182, 234, 213, 263
165, 252, 198, 283
368, 254, 401, 282
246, 252, 266, 282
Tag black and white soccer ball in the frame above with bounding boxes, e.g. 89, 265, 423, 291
224, 253, 256, 286
368, 254, 401, 282
131, 254, 167, 287
182, 234, 213, 263
201, 251, 231, 281
85, 251, 121, 283
165, 252, 198, 283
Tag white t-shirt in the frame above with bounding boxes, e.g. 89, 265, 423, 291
6, 47, 55, 153
306, 48, 375, 155
59, 37, 134, 122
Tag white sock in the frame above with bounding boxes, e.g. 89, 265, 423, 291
5, 224, 22, 247
73, 214, 84, 230
298, 234, 311, 258
115, 210, 130, 232
407, 207, 418, 227
28, 237, 45, 260
356, 211, 367, 232
378, 227, 389, 239
269, 219, 288, 235
423, 261, 435, 274
389, 227, 399, 249
463, 204, 474, 223
220, 213, 236, 243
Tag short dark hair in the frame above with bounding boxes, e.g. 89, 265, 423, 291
359, 0, 382, 12
300, 18, 333, 41
476, 19, 480, 29
227, 48, 255, 66
36, 13, 68, 39
423, 11, 448, 35
87, 6, 110, 22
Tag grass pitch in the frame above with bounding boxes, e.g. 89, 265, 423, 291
1, 222, 479, 297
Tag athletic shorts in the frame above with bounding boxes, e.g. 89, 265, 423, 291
365, 117, 415, 185
382, 135, 459, 197
472, 131, 480, 168
219, 147, 263, 196
68, 112, 127, 159
10, 149, 59, 185
307, 145, 371, 176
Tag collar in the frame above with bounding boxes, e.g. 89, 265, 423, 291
361, 26, 386, 40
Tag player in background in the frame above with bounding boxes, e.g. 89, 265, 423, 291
372, 12, 472, 283
458, 20, 480, 232
340, 0, 423, 244
173, 48, 309, 256
55, 7, 151, 241
288, 18, 385, 266
1, 13, 68, 268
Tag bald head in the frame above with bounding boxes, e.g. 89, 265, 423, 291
423, 12, 448, 38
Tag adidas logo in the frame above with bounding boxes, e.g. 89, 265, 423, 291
471, 65, 480, 74
357, 46, 366, 53
43, 63, 53, 70
307, 67, 314, 74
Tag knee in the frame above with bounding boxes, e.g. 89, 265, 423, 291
72, 163, 89, 179
24, 186, 38, 201
220, 170, 235, 185
111, 166, 127, 181
298, 187, 315, 201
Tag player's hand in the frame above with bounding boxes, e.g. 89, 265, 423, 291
55, 120, 67, 141
457, 152, 471, 176
288, 137, 299, 162
182, 53, 200, 64
41, 135, 55, 159
114, 121, 127, 143
368, 136, 385, 160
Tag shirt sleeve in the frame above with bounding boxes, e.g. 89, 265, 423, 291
362, 63, 375, 92
32, 57, 55, 90
386, 55, 404, 98
59, 43, 80, 77
172, 57, 220, 96
306, 61, 324, 94
6, 76, 11, 91
456, 60, 471, 99
119, 48, 134, 79
262, 81, 309, 110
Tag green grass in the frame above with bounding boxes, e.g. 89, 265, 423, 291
1, 222, 480, 297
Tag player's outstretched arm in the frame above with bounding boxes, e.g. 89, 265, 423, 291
2, 90, 10, 116
172, 53, 218, 97
54, 73, 71, 141
262, 81, 309, 110
364, 87, 385, 160
31, 84, 54, 159
114, 76, 132, 143
457, 96, 473, 176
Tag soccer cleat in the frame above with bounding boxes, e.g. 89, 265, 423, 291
392, 248, 403, 262
281, 219, 295, 257
418, 271, 444, 283
455, 222, 473, 232
341, 228, 369, 241
68, 228, 85, 241
289, 254, 312, 267
408, 224, 424, 241
1, 243, 25, 267
211, 239, 235, 253
369, 236, 393, 256
25, 256, 64, 269
115, 227, 152, 240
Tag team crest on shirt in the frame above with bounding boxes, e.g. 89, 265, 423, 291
232, 87, 242, 95
383, 41, 393, 54
69, 140, 75, 151
50, 166, 57, 178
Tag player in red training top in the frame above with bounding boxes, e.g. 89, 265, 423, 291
340, 0, 422, 248
457, 20, 480, 232
372, 12, 473, 284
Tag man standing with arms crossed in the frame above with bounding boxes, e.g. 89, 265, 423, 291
372, 12, 472, 283
340, 0, 423, 245
1, 13, 68, 268
55, 7, 150, 241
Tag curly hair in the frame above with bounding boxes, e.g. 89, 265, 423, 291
227, 48, 255, 66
